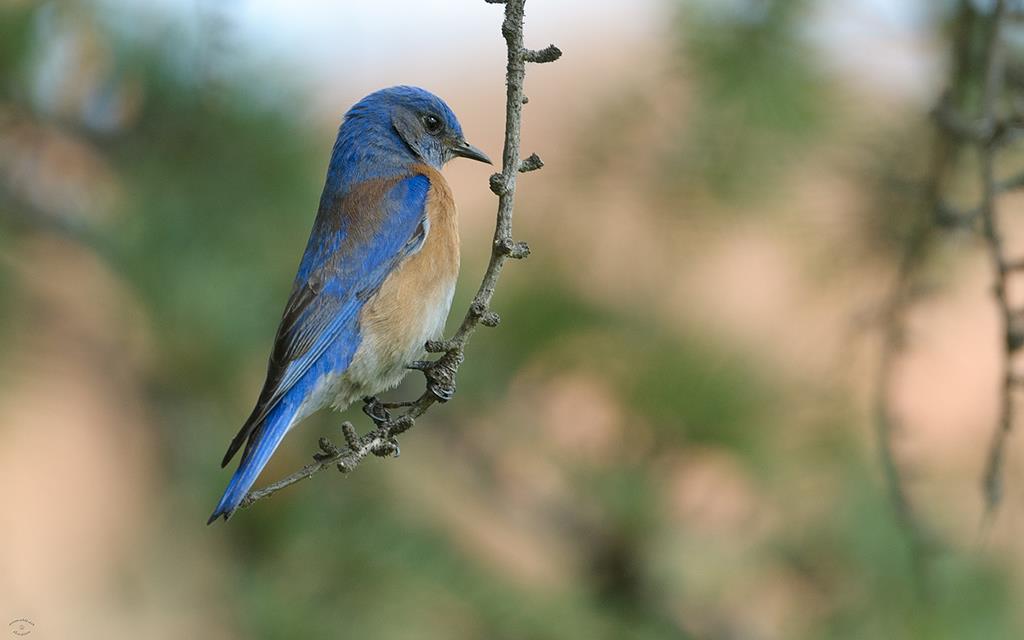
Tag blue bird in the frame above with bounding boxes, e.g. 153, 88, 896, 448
208, 86, 491, 523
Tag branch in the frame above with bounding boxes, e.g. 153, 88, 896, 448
978, 0, 1017, 520
881, 0, 1024, 534
874, 213, 940, 591
896, 0, 1022, 523
872, 0, 981, 590
238, 0, 558, 511
240, 420, 409, 508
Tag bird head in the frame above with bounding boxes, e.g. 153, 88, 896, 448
348, 86, 491, 169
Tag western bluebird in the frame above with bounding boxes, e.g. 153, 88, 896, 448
208, 86, 490, 523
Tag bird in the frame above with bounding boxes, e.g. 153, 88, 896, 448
208, 86, 491, 524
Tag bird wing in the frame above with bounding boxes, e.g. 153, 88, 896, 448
220, 173, 431, 467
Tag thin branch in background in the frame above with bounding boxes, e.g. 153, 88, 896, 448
872, 112, 955, 593
978, 0, 1018, 521
239, 0, 561, 510
874, 234, 935, 585
872, 0, 983, 581
878, 0, 1024, 536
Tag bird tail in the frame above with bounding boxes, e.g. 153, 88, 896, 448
207, 401, 298, 524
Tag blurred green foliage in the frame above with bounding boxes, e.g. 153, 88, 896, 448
665, 0, 829, 201
108, 72, 323, 393
0, 7, 32, 96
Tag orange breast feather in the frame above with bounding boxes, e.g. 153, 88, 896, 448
354, 164, 460, 374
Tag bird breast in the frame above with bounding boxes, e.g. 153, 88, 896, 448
337, 167, 460, 406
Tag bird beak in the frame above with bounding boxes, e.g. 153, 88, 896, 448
451, 139, 492, 165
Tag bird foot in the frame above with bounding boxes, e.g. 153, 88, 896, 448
427, 378, 456, 403
362, 396, 391, 425
423, 348, 463, 403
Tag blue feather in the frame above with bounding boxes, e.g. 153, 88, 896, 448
209, 175, 430, 522
207, 393, 301, 524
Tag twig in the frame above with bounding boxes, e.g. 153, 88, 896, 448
874, 228, 937, 591
872, 0, 978, 590
239, 421, 409, 507
872, 115, 948, 597
238, 0, 560, 510
880, 0, 1024, 528
979, 0, 1017, 519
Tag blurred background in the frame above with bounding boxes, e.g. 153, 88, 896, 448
2, 0, 1024, 638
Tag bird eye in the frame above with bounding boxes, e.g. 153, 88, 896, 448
422, 114, 443, 135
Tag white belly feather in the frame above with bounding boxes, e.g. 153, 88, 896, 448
336, 276, 456, 407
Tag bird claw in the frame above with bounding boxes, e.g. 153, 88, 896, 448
427, 378, 456, 403
424, 350, 461, 403
362, 396, 391, 425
